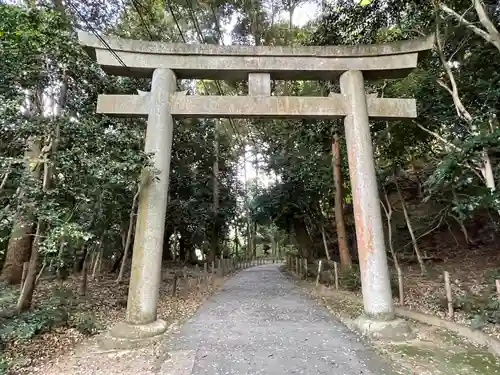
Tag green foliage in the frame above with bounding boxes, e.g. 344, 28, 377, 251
0, 3, 241, 271
339, 265, 362, 292
0, 356, 8, 375
0, 286, 101, 346
0, 284, 17, 307
453, 292, 500, 330
485, 268, 500, 286
390, 273, 400, 297
0, 288, 74, 343
68, 311, 101, 335
429, 269, 500, 330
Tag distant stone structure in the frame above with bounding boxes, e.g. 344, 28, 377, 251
79, 31, 433, 346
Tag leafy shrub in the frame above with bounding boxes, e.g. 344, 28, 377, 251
335, 265, 401, 295
0, 287, 77, 343
456, 293, 500, 330
0, 355, 8, 375
69, 312, 102, 335
485, 268, 500, 287
0, 284, 18, 312
339, 264, 362, 291
390, 273, 401, 297
430, 289, 500, 330
0, 301, 69, 342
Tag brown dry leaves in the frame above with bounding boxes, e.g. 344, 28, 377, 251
308, 281, 500, 375
397, 250, 500, 340
5, 266, 228, 375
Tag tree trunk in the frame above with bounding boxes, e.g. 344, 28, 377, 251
252, 221, 257, 257
395, 178, 426, 274
92, 244, 103, 281
172, 229, 178, 261
234, 225, 239, 257
293, 219, 313, 261
1, 221, 35, 285
182, 232, 196, 263
381, 189, 404, 305
17, 221, 43, 312
187, 244, 197, 263
116, 186, 140, 283
1, 138, 42, 284
110, 251, 123, 273
320, 226, 331, 261
332, 133, 352, 266
270, 232, 276, 258
73, 245, 87, 274
179, 234, 187, 262
211, 121, 220, 263
162, 227, 173, 261
449, 213, 473, 245
56, 239, 66, 284
79, 248, 89, 296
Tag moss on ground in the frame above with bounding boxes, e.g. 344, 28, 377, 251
389, 342, 500, 375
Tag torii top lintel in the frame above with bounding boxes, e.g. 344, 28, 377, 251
78, 32, 434, 81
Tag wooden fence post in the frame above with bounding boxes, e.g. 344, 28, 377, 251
20, 262, 29, 290
218, 259, 223, 276
315, 260, 322, 287
172, 273, 178, 297
334, 261, 339, 290
397, 268, 404, 306
444, 271, 454, 318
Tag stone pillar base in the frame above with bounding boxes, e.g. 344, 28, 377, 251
98, 319, 169, 350
354, 315, 414, 342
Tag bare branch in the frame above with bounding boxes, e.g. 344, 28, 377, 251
435, 16, 474, 123
439, 3, 497, 48
473, 0, 500, 52
436, 79, 454, 96
396, 207, 448, 252
379, 198, 388, 216
0, 162, 12, 192
412, 120, 461, 150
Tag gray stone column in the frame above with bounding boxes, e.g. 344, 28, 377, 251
104, 69, 176, 348
339, 70, 394, 319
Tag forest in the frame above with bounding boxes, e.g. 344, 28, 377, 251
1, 0, 500, 373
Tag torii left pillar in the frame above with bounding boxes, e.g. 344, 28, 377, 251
101, 69, 176, 349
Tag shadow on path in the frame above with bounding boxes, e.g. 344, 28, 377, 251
160, 264, 394, 375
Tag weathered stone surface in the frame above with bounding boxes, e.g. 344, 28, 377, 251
248, 73, 271, 96
97, 93, 150, 118
354, 315, 413, 342
78, 31, 434, 80
109, 319, 170, 340
125, 68, 176, 325
79, 31, 433, 57
340, 70, 394, 318
98, 319, 169, 350
97, 94, 417, 120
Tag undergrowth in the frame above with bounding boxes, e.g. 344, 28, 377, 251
428, 267, 500, 330
0, 284, 101, 373
335, 264, 400, 296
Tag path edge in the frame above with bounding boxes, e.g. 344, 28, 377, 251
313, 283, 500, 357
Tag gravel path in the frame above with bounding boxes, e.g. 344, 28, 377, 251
159, 264, 395, 375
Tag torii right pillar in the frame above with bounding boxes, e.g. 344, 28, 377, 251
340, 70, 412, 340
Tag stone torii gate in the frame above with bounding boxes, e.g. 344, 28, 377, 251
78, 32, 433, 346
